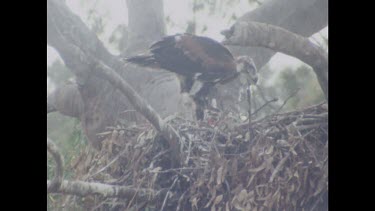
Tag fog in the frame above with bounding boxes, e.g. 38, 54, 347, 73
47, 0, 328, 210
47, 0, 328, 76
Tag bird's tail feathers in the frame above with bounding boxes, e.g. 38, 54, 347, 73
125, 54, 159, 68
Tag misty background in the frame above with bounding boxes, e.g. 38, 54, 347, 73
48, 0, 327, 145
47, 0, 328, 209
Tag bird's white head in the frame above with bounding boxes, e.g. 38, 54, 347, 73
235, 56, 258, 85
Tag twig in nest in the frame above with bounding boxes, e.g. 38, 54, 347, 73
90, 199, 108, 211
126, 177, 146, 210
251, 97, 278, 116
297, 124, 325, 132
255, 84, 278, 110
185, 138, 193, 165
160, 176, 178, 211
275, 88, 301, 114
155, 167, 204, 175
310, 195, 324, 211
320, 126, 328, 136
269, 137, 302, 183
48, 179, 158, 201
176, 190, 188, 211
89, 148, 129, 178
269, 152, 290, 183
210, 128, 220, 156
247, 84, 252, 132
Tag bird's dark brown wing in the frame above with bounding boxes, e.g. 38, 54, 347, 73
148, 34, 237, 82
191, 34, 234, 61
149, 34, 203, 77
174, 34, 237, 82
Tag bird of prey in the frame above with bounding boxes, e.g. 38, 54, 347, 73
125, 33, 258, 120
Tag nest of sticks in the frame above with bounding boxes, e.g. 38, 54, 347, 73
68, 102, 328, 210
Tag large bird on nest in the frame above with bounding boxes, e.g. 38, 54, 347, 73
125, 33, 258, 120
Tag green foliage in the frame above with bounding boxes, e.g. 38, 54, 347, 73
77, 0, 106, 36
259, 65, 325, 113
47, 113, 86, 210
166, 0, 259, 36
87, 8, 105, 35
248, 0, 263, 6
186, 21, 197, 34
108, 24, 128, 52
47, 114, 86, 178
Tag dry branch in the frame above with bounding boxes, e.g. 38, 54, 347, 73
232, 0, 328, 69
251, 97, 278, 116
222, 21, 328, 100
47, 180, 166, 201
47, 137, 167, 201
47, 83, 83, 118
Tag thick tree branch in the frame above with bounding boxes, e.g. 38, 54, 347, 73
47, 180, 166, 201
47, 83, 83, 118
47, 0, 140, 148
214, 0, 327, 113
91, 60, 181, 165
47, 0, 181, 164
47, 138, 64, 192
48, 10, 181, 164
47, 0, 121, 76
102, 66, 181, 163
47, 0, 186, 148
230, 0, 328, 69
222, 21, 328, 100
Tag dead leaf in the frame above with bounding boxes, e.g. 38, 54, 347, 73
237, 189, 248, 202
217, 166, 224, 185
214, 195, 223, 205
205, 189, 217, 208
248, 162, 266, 173
190, 197, 198, 210
265, 145, 274, 155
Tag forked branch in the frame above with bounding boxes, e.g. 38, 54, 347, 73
222, 21, 328, 100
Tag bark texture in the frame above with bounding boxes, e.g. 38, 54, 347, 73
216, 0, 328, 111
47, 0, 186, 148
48, 180, 166, 202
222, 21, 328, 99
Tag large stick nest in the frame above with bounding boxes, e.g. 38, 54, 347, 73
69, 103, 328, 210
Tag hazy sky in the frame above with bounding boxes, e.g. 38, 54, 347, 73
47, 0, 328, 75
